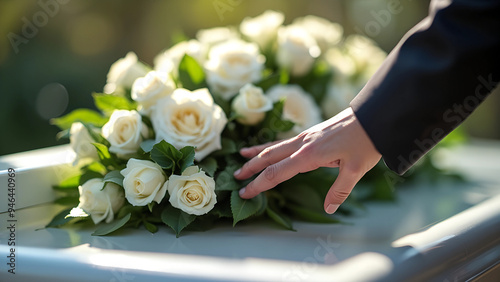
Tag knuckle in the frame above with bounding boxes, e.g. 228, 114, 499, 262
263, 165, 278, 183
331, 189, 351, 202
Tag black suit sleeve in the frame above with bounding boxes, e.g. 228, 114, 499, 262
350, 0, 500, 175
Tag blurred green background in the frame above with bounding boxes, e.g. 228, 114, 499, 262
0, 0, 498, 156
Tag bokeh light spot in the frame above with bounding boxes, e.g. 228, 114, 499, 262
36, 83, 69, 120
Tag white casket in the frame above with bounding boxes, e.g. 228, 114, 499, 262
1, 140, 500, 281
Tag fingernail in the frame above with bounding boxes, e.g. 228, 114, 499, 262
234, 169, 241, 176
326, 204, 340, 214
239, 187, 246, 196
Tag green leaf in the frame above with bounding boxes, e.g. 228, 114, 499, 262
212, 138, 238, 157
56, 129, 70, 140
256, 74, 280, 92
53, 174, 80, 189
230, 191, 265, 226
287, 204, 341, 224
150, 140, 182, 170
140, 139, 156, 153
210, 201, 233, 218
266, 207, 295, 231
178, 54, 207, 90
281, 184, 324, 212
92, 213, 132, 236
161, 205, 196, 237
93, 93, 137, 115
82, 123, 110, 147
51, 109, 108, 130
198, 157, 218, 177
261, 100, 294, 139
179, 146, 196, 173
143, 221, 159, 234
46, 208, 74, 227
103, 170, 124, 188
79, 170, 104, 186
92, 143, 119, 168
215, 165, 240, 191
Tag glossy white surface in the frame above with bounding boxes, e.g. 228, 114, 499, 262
1, 140, 500, 281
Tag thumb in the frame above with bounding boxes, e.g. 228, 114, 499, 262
324, 166, 362, 214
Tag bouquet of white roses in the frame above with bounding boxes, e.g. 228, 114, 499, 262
47, 11, 424, 237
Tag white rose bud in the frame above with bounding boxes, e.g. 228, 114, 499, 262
101, 110, 149, 156
120, 159, 168, 206
77, 178, 125, 224
104, 52, 149, 94
69, 122, 99, 163
232, 84, 273, 125
204, 40, 265, 100
240, 10, 284, 49
131, 71, 175, 115
266, 85, 322, 139
166, 166, 216, 216
276, 26, 321, 77
292, 15, 343, 54
151, 88, 227, 161
154, 40, 205, 77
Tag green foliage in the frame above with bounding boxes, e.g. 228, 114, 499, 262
198, 157, 218, 177
178, 54, 207, 90
103, 170, 124, 188
51, 109, 108, 130
92, 213, 132, 236
92, 143, 120, 169
46, 208, 75, 228
93, 93, 137, 115
266, 207, 295, 231
261, 100, 294, 140
230, 191, 266, 226
150, 140, 195, 174
161, 205, 196, 237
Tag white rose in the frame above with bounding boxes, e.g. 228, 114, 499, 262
266, 85, 322, 139
104, 52, 149, 94
151, 88, 227, 161
69, 122, 99, 163
232, 84, 273, 125
154, 40, 205, 77
276, 25, 321, 77
120, 159, 167, 206
77, 178, 125, 224
292, 15, 343, 54
204, 40, 265, 100
101, 110, 149, 156
131, 71, 175, 115
240, 10, 284, 49
344, 35, 386, 82
166, 166, 216, 216
196, 27, 239, 50
325, 47, 357, 83
322, 83, 360, 118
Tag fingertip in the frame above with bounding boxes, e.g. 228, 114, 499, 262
325, 204, 340, 214
240, 147, 252, 157
238, 187, 250, 198
233, 168, 241, 177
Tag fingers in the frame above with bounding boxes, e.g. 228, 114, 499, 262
324, 164, 363, 214
239, 140, 282, 159
234, 139, 296, 180
239, 154, 316, 199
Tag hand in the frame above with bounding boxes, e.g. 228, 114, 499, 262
233, 107, 381, 214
